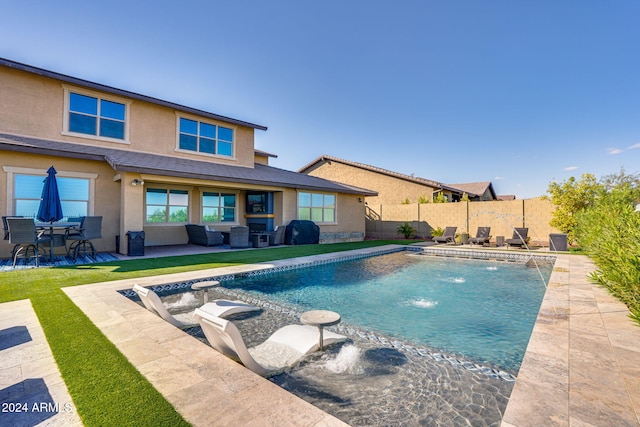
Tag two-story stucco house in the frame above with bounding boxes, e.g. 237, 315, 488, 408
0, 58, 375, 258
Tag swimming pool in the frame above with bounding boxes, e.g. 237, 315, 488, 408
127, 247, 555, 426
224, 250, 552, 372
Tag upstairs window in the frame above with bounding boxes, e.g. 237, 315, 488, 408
178, 118, 234, 157
67, 91, 127, 140
298, 192, 336, 223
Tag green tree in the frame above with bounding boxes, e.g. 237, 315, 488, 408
544, 173, 600, 243
396, 222, 417, 239
400, 198, 411, 204
418, 194, 430, 204
433, 192, 447, 203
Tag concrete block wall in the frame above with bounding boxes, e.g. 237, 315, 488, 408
366, 197, 560, 245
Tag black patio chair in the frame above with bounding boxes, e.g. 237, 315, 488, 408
7, 217, 52, 267
66, 216, 102, 260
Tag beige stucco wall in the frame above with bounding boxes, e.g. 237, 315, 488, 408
0, 67, 256, 168
305, 161, 436, 205
1, 152, 121, 258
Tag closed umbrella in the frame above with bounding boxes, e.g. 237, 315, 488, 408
37, 166, 64, 223
37, 166, 64, 262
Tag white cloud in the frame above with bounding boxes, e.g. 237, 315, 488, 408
564, 166, 578, 171
494, 176, 505, 180
628, 143, 640, 150
607, 148, 623, 154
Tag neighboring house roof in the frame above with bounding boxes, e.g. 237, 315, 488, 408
0, 133, 377, 196
0, 57, 268, 131
298, 155, 462, 194
497, 195, 516, 201
254, 149, 278, 158
447, 182, 498, 199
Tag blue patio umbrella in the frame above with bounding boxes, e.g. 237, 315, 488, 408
37, 166, 64, 223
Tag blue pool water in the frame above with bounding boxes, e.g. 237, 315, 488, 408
224, 251, 552, 372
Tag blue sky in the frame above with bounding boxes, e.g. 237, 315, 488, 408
2, 0, 639, 198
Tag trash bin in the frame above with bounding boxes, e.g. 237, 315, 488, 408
549, 233, 568, 251
126, 231, 145, 256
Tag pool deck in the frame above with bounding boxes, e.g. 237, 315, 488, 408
2, 245, 639, 426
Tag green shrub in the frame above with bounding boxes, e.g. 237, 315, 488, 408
396, 222, 417, 239
431, 227, 444, 237
575, 180, 640, 323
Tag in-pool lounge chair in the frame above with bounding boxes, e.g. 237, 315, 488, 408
195, 308, 347, 377
433, 226, 457, 244
468, 227, 491, 246
133, 284, 260, 329
505, 227, 530, 248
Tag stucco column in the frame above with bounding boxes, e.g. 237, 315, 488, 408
119, 173, 145, 255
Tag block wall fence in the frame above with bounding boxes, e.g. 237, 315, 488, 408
365, 197, 560, 246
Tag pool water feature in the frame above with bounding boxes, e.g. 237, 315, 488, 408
128, 248, 554, 426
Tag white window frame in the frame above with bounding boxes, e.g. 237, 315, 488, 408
297, 191, 337, 224
62, 85, 131, 144
175, 113, 236, 159
144, 187, 190, 225
201, 190, 238, 224
2, 166, 97, 216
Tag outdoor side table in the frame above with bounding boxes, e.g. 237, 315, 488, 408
251, 233, 269, 248
300, 310, 341, 350
191, 280, 220, 303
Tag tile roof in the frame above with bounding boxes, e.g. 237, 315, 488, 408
298, 155, 462, 193
447, 182, 496, 198
0, 133, 377, 196
0, 57, 267, 131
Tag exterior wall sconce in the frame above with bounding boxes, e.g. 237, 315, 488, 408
131, 179, 144, 187
358, 197, 363, 203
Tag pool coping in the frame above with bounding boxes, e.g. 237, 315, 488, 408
60, 245, 640, 426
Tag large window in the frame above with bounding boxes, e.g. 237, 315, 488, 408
14, 174, 89, 219
298, 192, 336, 223
146, 188, 188, 223
202, 192, 236, 222
178, 117, 234, 156
67, 91, 126, 140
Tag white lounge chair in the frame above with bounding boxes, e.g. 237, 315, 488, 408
132, 284, 260, 329
195, 308, 347, 376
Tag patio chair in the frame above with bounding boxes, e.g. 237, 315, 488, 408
268, 225, 286, 246
506, 228, 530, 248
195, 308, 347, 377
468, 227, 491, 246
132, 284, 260, 329
65, 216, 102, 260
229, 225, 250, 248
185, 224, 223, 247
433, 226, 457, 244
7, 217, 52, 267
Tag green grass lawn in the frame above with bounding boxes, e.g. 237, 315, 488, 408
0, 240, 409, 426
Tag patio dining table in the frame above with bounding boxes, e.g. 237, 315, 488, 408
35, 221, 80, 262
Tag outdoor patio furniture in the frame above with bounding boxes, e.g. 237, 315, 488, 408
7, 217, 52, 267
269, 225, 286, 246
468, 227, 492, 246
195, 308, 347, 376
433, 226, 457, 244
229, 226, 250, 248
185, 224, 223, 247
65, 216, 102, 260
506, 228, 530, 248
132, 284, 260, 329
